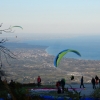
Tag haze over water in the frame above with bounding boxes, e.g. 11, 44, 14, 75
25, 35, 100, 60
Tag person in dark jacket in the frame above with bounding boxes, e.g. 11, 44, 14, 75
80, 76, 85, 88
61, 78, 65, 93
91, 77, 96, 89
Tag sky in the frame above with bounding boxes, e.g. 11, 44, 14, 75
0, 0, 100, 40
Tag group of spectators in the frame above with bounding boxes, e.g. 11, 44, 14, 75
37, 76, 66, 94
91, 75, 100, 89
1, 75, 99, 95
37, 75, 100, 94
79, 75, 100, 89
55, 75, 100, 94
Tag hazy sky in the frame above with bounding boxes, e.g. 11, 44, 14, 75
0, 0, 100, 40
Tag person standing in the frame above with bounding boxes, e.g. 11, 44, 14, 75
99, 78, 100, 88
56, 81, 61, 94
37, 76, 41, 87
80, 76, 85, 88
61, 78, 65, 93
9, 80, 15, 88
91, 77, 96, 89
95, 75, 99, 84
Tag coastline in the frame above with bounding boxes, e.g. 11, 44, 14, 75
45, 46, 100, 61
4, 42, 100, 84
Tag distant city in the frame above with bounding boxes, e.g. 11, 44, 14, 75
1, 43, 100, 85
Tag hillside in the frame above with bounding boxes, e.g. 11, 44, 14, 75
1, 43, 100, 84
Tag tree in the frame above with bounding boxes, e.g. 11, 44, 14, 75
0, 23, 22, 77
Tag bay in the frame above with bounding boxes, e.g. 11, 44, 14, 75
25, 35, 100, 60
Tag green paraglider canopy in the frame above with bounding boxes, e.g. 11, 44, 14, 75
54, 49, 81, 67
11, 26, 23, 30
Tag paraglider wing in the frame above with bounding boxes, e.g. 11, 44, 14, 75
11, 26, 23, 30
54, 50, 68, 67
54, 49, 81, 67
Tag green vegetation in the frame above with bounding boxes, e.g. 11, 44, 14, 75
0, 81, 100, 100
90, 87, 100, 98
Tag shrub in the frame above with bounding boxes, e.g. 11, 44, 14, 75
90, 88, 100, 98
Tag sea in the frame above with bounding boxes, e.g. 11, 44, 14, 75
25, 35, 100, 61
